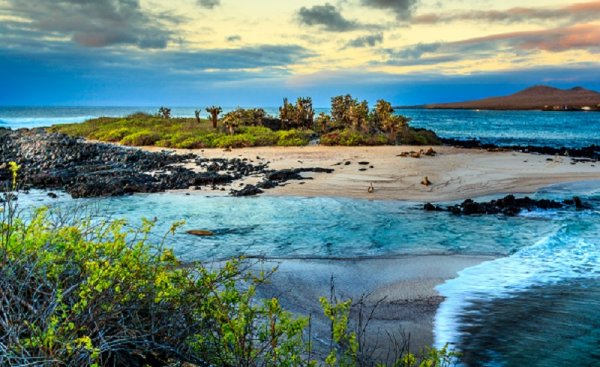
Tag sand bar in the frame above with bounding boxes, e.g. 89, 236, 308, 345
143, 145, 600, 201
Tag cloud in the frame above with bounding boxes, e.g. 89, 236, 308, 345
360, 0, 418, 20
455, 24, 600, 53
346, 33, 384, 48
226, 35, 242, 42
380, 23, 600, 68
4, 0, 171, 49
160, 45, 313, 71
395, 42, 441, 59
413, 1, 600, 25
297, 4, 361, 32
198, 0, 220, 9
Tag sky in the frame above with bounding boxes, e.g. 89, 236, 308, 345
0, 0, 599, 107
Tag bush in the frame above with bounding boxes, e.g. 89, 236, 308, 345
95, 127, 131, 142
120, 131, 161, 146
400, 128, 441, 145
241, 126, 278, 146
276, 129, 311, 146
173, 135, 215, 149
214, 134, 256, 148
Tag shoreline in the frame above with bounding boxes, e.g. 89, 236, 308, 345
246, 255, 495, 355
142, 145, 600, 202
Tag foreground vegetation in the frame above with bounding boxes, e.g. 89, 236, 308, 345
1, 165, 456, 366
50, 96, 440, 148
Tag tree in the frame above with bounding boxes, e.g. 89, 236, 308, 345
331, 95, 355, 127
194, 109, 201, 123
349, 99, 369, 132
382, 115, 411, 144
292, 97, 315, 129
316, 112, 331, 132
158, 107, 171, 119
372, 99, 394, 127
206, 106, 222, 129
279, 98, 294, 129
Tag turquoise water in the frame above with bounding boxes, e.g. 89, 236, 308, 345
2, 106, 600, 148
16, 190, 585, 261
15, 182, 600, 366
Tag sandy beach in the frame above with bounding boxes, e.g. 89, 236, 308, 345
236, 255, 494, 356
144, 145, 600, 201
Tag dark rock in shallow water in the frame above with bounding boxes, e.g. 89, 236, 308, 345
424, 194, 587, 216
231, 184, 263, 197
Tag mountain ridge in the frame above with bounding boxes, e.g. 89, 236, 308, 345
426, 85, 600, 111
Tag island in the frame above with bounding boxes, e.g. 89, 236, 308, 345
426, 85, 600, 111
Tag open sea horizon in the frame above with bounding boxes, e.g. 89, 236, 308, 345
1, 105, 600, 148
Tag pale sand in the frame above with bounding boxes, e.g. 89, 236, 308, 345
144, 145, 600, 201
249, 255, 493, 356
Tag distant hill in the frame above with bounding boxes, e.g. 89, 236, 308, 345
426, 86, 600, 111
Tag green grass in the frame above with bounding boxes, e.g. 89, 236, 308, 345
50, 112, 440, 148
50, 114, 314, 148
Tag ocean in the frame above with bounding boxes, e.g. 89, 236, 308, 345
1, 106, 600, 148
3, 106, 600, 366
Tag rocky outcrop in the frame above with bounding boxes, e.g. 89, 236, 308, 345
424, 194, 588, 216
231, 184, 263, 197
441, 138, 600, 161
0, 128, 334, 198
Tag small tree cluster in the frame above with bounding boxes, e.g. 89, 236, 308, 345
206, 106, 223, 129
221, 108, 267, 135
279, 97, 315, 130
157, 107, 172, 119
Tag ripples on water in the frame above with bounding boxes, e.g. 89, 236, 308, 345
16, 191, 575, 261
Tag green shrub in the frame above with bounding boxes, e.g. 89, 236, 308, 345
276, 129, 311, 146
174, 135, 214, 149
95, 127, 131, 142
154, 138, 173, 147
241, 126, 278, 146
214, 134, 256, 148
400, 128, 441, 145
120, 131, 161, 146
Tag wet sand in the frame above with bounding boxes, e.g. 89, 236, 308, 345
245, 255, 494, 355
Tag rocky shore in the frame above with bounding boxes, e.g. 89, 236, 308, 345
424, 194, 588, 216
0, 128, 333, 198
441, 138, 600, 161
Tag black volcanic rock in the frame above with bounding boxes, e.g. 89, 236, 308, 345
231, 185, 263, 197
441, 138, 600, 161
0, 128, 334, 198
424, 194, 588, 216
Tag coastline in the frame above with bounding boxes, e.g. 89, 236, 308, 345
142, 145, 600, 202
243, 255, 495, 355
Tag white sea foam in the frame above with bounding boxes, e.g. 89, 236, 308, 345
434, 220, 600, 353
